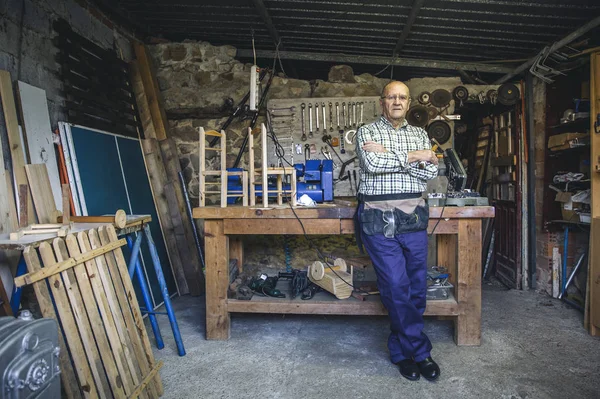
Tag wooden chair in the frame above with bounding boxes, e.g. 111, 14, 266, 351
248, 124, 297, 207
198, 127, 248, 207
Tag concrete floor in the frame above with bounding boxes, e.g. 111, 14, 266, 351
150, 281, 600, 399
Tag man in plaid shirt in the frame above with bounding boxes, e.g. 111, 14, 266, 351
356, 81, 440, 382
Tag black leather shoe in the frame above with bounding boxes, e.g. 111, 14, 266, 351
416, 357, 440, 381
396, 359, 420, 381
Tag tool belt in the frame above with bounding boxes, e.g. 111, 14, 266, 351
360, 202, 429, 237
355, 192, 428, 242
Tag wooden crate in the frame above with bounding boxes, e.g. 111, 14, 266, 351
17, 225, 163, 399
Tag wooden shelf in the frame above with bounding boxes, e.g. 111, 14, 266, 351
227, 291, 459, 316
549, 117, 590, 131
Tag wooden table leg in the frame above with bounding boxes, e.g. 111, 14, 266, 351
204, 220, 230, 340
455, 219, 482, 346
229, 237, 244, 273
437, 234, 457, 287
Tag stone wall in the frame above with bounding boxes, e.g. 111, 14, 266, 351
148, 40, 502, 274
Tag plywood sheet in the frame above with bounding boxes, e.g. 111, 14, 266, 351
17, 81, 61, 207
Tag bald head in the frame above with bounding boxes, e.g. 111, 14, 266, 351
380, 81, 411, 128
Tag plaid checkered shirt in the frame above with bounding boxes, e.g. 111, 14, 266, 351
356, 116, 438, 195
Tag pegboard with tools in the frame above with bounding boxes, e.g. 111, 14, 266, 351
266, 96, 381, 197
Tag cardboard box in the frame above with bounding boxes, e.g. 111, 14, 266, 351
555, 191, 580, 222
548, 133, 588, 151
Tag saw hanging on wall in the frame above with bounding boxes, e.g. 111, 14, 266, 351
430, 89, 452, 108
406, 105, 430, 128
427, 121, 452, 145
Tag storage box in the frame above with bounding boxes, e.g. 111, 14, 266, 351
548, 133, 588, 151
555, 192, 580, 222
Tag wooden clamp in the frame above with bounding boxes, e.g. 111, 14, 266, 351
13, 238, 127, 287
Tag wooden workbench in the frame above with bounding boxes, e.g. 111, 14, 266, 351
193, 204, 494, 346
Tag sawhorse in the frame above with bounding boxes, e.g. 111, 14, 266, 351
5, 215, 185, 356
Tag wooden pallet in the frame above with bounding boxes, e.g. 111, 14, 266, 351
18, 224, 163, 399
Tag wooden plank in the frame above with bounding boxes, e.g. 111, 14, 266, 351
74, 231, 136, 396
437, 234, 458, 286
17, 81, 62, 207
455, 219, 482, 345
129, 61, 156, 140
159, 138, 204, 290
22, 246, 82, 399
18, 184, 28, 228
194, 205, 496, 220
140, 138, 190, 295
133, 43, 169, 141
47, 239, 113, 398
25, 164, 58, 223
14, 238, 126, 287
62, 184, 71, 225
99, 225, 164, 396
0, 134, 17, 233
86, 230, 148, 399
61, 235, 126, 398
590, 52, 600, 335
0, 70, 35, 224
91, 229, 159, 399
36, 242, 98, 397
229, 237, 244, 273
227, 296, 459, 316
204, 220, 230, 340
224, 219, 341, 235
128, 361, 163, 399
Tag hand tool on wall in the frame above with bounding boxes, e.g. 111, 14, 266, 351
322, 102, 327, 132
315, 103, 320, 133
353, 102, 357, 127
329, 102, 334, 131
337, 156, 357, 181
373, 101, 377, 117
304, 143, 310, 162
340, 102, 346, 154
336, 102, 340, 132
353, 169, 358, 192
301, 103, 307, 141
359, 102, 364, 126
209, 69, 269, 147
308, 103, 313, 139
348, 102, 352, 126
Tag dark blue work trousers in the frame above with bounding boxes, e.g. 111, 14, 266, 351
361, 227, 432, 364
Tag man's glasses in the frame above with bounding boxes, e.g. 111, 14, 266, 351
381, 95, 409, 102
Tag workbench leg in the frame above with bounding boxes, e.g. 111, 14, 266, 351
455, 219, 482, 346
437, 234, 457, 287
229, 237, 244, 273
143, 224, 186, 356
126, 234, 164, 350
562, 226, 569, 296
204, 220, 230, 340
9, 255, 27, 315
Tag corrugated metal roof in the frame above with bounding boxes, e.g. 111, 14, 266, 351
106, 0, 600, 80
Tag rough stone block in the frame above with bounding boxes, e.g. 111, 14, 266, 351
328, 65, 355, 83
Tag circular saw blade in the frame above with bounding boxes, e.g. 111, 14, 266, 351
426, 107, 438, 121
418, 91, 431, 105
430, 89, 452, 108
406, 105, 430, 128
453, 86, 469, 101
497, 83, 520, 106
427, 121, 452, 145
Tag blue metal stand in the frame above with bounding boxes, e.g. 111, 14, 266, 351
127, 224, 185, 356
10, 256, 28, 315
126, 234, 164, 350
